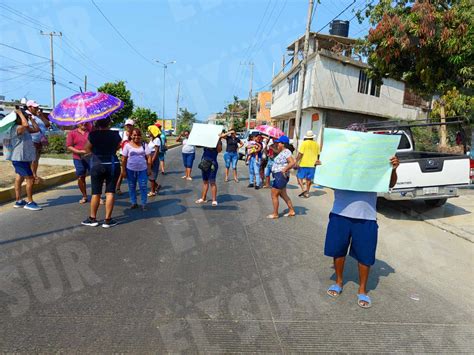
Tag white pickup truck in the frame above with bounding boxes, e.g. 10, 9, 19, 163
367, 121, 471, 207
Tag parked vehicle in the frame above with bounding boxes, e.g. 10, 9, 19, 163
365, 120, 470, 207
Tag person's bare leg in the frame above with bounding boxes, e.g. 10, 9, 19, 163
305, 178, 312, 195
160, 160, 165, 174
358, 263, 370, 299
297, 178, 305, 193
116, 175, 123, 192
264, 176, 270, 188
327, 256, 346, 296
201, 181, 209, 200
233, 168, 238, 181
271, 188, 280, 216
78, 176, 87, 199
280, 188, 295, 214
211, 182, 217, 202
25, 176, 34, 202
186, 168, 192, 178
90, 194, 101, 219
14, 175, 24, 201
31, 160, 38, 179
225, 168, 229, 181
104, 192, 115, 220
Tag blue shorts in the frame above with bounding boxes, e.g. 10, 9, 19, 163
224, 152, 238, 169
12, 161, 33, 177
73, 158, 90, 177
149, 158, 160, 181
271, 172, 289, 190
158, 152, 166, 161
297, 167, 316, 180
202, 162, 218, 183
182, 153, 195, 169
324, 213, 378, 266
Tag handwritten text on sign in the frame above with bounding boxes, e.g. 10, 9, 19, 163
314, 128, 401, 192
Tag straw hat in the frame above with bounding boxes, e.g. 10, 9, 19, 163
304, 130, 316, 139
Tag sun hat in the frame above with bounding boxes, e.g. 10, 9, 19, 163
274, 135, 290, 144
304, 130, 316, 139
124, 119, 135, 126
26, 100, 39, 108
148, 125, 161, 137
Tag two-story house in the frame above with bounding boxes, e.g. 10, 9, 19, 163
270, 31, 429, 144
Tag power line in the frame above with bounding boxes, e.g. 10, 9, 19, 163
315, 0, 356, 33
0, 43, 49, 61
90, 0, 153, 66
0, 3, 56, 31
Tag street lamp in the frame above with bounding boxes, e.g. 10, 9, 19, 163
154, 59, 176, 130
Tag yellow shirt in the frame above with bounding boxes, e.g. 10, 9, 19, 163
299, 140, 320, 168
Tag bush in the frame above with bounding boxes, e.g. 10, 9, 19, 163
45, 134, 67, 154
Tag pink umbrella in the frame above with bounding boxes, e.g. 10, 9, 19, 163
255, 125, 284, 138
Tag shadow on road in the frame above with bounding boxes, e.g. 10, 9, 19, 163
329, 257, 395, 292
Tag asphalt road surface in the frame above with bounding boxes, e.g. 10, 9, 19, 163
1, 146, 473, 352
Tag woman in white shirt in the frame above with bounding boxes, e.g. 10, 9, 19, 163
147, 125, 162, 196
177, 130, 195, 181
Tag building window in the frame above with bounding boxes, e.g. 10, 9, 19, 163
358, 70, 381, 97
288, 72, 299, 95
271, 89, 275, 104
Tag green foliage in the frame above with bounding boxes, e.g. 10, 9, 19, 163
431, 87, 474, 122
177, 108, 197, 133
97, 81, 134, 124
45, 135, 67, 154
357, 0, 474, 96
130, 107, 158, 132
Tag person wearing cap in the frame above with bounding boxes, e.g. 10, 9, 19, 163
26, 100, 50, 184
116, 118, 135, 194
155, 122, 168, 175
296, 130, 321, 198
7, 109, 42, 211
267, 135, 296, 218
324, 123, 400, 308
147, 125, 162, 196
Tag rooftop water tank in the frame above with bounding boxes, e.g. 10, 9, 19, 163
329, 20, 349, 37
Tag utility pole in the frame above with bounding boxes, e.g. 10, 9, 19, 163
175, 82, 180, 132
41, 31, 62, 108
84, 75, 88, 92
154, 60, 176, 125
242, 62, 254, 131
294, 0, 314, 151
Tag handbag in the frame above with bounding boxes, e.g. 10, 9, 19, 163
198, 158, 213, 172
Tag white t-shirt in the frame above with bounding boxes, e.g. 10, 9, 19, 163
182, 138, 195, 154
148, 137, 161, 152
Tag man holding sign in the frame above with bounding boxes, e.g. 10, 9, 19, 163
317, 124, 400, 309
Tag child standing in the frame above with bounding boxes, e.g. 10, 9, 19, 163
121, 128, 152, 211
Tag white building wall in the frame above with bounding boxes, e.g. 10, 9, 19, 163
271, 54, 424, 121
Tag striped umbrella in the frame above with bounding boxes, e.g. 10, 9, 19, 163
255, 124, 284, 138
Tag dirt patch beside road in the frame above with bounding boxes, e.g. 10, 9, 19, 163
0, 161, 72, 188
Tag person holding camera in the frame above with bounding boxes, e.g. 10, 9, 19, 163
195, 139, 222, 207
7, 109, 42, 211
220, 128, 243, 182
26, 100, 50, 184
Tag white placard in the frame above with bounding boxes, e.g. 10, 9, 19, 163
186, 123, 224, 148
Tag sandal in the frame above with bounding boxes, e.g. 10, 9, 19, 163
327, 284, 343, 298
195, 198, 207, 204
147, 192, 156, 197
283, 212, 296, 217
357, 294, 372, 308
186, 177, 193, 181
266, 214, 279, 219
212, 201, 218, 207
181, 175, 187, 179
234, 178, 239, 183
298, 191, 306, 197
303, 192, 310, 198
79, 197, 88, 204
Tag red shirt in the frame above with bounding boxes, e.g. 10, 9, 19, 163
66, 129, 89, 160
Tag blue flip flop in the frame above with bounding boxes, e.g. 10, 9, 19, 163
326, 284, 343, 298
357, 294, 372, 308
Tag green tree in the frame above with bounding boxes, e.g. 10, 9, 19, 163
130, 107, 158, 132
97, 80, 134, 124
357, 0, 473, 96
177, 108, 197, 133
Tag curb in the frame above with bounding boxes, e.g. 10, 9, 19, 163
0, 169, 77, 204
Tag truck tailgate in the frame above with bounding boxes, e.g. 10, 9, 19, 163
394, 156, 470, 189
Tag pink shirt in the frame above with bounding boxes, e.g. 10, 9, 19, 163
66, 129, 89, 160
122, 143, 151, 171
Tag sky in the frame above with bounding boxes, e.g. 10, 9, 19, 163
0, 0, 372, 121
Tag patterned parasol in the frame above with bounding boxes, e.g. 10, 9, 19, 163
255, 124, 284, 138
48, 91, 123, 126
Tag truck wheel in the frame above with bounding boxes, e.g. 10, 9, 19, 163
424, 198, 447, 207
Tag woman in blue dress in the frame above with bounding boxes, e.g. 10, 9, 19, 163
195, 140, 222, 206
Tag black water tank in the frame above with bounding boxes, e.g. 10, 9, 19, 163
329, 20, 349, 37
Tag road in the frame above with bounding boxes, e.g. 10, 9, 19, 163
0, 146, 473, 352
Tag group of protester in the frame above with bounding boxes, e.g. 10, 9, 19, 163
6, 109, 400, 308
